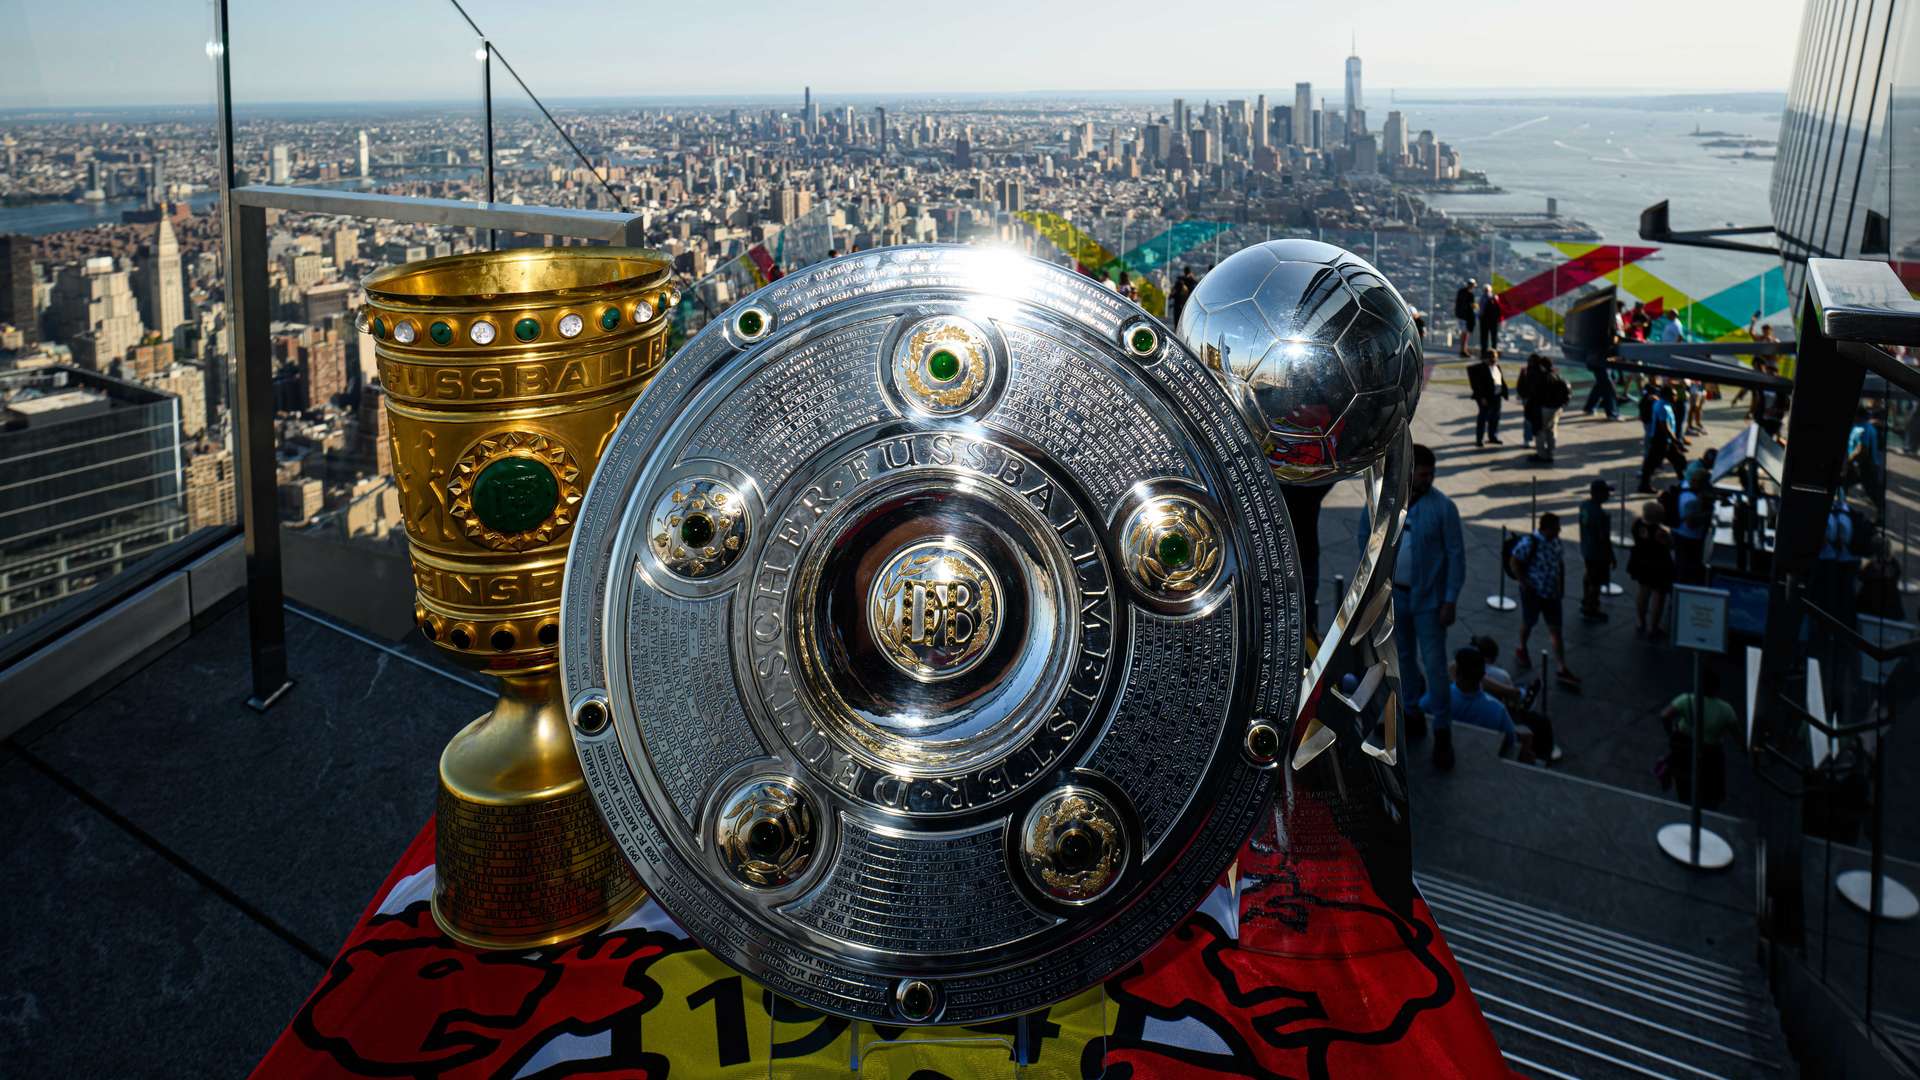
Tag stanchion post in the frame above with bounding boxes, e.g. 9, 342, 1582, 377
1658, 584, 1733, 871
1603, 471, 1627, 596
1902, 510, 1920, 595
1487, 526, 1518, 611
1688, 650, 1705, 867
1619, 469, 1631, 547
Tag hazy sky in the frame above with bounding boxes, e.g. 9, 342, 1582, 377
1, 0, 1806, 109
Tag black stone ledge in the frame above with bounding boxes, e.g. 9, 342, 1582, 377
0, 757, 319, 1076
7, 598, 491, 1063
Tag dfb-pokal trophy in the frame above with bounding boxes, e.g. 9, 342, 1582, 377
363, 247, 678, 950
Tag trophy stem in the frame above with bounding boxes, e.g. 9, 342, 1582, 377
432, 669, 645, 950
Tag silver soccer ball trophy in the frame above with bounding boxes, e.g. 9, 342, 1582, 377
1178, 238, 1422, 485
1180, 238, 1422, 771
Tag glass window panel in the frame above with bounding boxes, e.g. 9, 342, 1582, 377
0, 0, 229, 642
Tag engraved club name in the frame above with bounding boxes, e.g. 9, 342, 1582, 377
380, 339, 662, 402
747, 433, 1116, 814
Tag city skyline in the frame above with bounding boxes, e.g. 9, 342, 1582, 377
1, 0, 1805, 109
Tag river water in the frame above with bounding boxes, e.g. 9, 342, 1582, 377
1399, 98, 1785, 304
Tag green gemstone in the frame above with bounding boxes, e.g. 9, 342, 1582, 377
514, 317, 540, 342
681, 513, 715, 547
738, 309, 764, 337
471, 456, 559, 534
927, 349, 961, 382
1131, 327, 1157, 354
1157, 531, 1192, 568
600, 307, 621, 331
429, 321, 452, 345
371, 316, 386, 339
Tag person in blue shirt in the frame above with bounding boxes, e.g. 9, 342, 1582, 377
1672, 467, 1712, 586
1364, 443, 1467, 769
1636, 386, 1688, 493
1448, 646, 1531, 761
1849, 407, 1886, 511
1805, 490, 1862, 672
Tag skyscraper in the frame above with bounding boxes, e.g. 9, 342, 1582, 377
803, 86, 819, 137
148, 150, 168, 207
1143, 123, 1169, 163
271, 144, 291, 184
357, 130, 370, 178
1345, 44, 1364, 135
0, 234, 34, 345
1254, 93, 1269, 147
1383, 111, 1408, 164
146, 218, 184, 342
1292, 83, 1313, 147
1190, 128, 1212, 166
875, 107, 889, 154
53, 257, 144, 371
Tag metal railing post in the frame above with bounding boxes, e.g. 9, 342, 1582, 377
230, 202, 291, 711
214, 0, 292, 711
480, 40, 496, 250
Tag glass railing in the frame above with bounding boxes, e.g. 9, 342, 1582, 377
0, 0, 234, 644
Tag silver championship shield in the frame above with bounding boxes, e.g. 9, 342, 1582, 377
561, 246, 1307, 1024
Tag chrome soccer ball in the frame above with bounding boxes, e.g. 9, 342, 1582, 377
1177, 239, 1422, 484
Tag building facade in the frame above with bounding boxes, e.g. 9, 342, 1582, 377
145, 218, 184, 342
0, 366, 187, 632
52, 257, 145, 372
0, 234, 35, 345
1770, 0, 1919, 299
1345, 53, 1364, 135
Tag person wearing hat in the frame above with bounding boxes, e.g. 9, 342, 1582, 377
1579, 478, 1616, 621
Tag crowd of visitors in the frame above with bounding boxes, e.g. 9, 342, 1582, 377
1348, 280, 1909, 793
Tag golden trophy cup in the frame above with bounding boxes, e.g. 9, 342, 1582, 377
363, 247, 677, 949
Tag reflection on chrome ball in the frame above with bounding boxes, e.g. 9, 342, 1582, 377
1176, 239, 1422, 484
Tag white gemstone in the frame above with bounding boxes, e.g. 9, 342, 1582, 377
392, 321, 416, 344
354, 311, 370, 333
633, 300, 654, 324
469, 320, 497, 345
558, 313, 584, 338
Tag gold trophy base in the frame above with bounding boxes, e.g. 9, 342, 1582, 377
431, 670, 646, 950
